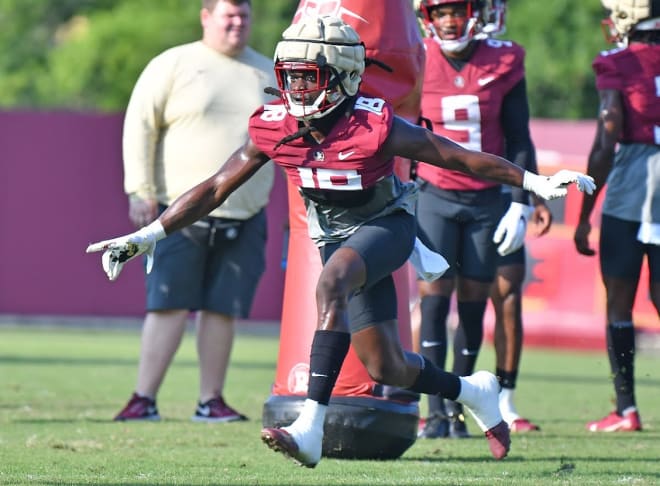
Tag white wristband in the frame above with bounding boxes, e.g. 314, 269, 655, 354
522, 171, 543, 192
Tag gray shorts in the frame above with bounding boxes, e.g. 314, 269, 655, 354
319, 211, 416, 332
416, 181, 502, 282
145, 208, 267, 317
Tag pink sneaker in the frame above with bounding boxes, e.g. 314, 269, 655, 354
114, 393, 160, 421
587, 410, 642, 432
510, 417, 540, 433
191, 396, 247, 423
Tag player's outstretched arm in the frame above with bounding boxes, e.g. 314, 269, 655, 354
86, 139, 269, 281
384, 116, 595, 201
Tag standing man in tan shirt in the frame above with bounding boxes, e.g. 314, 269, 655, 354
114, 0, 276, 422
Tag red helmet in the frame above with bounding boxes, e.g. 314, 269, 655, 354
418, 0, 483, 52
419, 0, 480, 23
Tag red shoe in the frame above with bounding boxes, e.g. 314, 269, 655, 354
191, 396, 247, 423
587, 410, 642, 432
114, 392, 160, 421
260, 427, 319, 468
484, 421, 511, 460
510, 417, 540, 433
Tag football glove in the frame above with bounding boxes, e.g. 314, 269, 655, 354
522, 170, 595, 200
86, 220, 166, 281
492, 202, 533, 256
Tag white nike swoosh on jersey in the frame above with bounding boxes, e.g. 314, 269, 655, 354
421, 340, 444, 348
477, 76, 496, 86
311, 372, 328, 377
338, 151, 355, 160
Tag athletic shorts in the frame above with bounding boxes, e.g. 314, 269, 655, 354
416, 181, 502, 282
319, 211, 416, 332
600, 213, 660, 282
145, 207, 267, 316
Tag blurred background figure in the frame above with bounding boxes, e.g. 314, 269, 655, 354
574, 0, 660, 432
114, 0, 276, 422
413, 0, 550, 439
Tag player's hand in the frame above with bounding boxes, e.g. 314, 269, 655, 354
574, 221, 595, 256
522, 170, 596, 200
492, 202, 533, 256
86, 220, 166, 281
530, 199, 553, 237
128, 195, 158, 229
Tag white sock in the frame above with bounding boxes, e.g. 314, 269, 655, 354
284, 399, 326, 449
456, 372, 502, 431
621, 406, 637, 416
498, 388, 520, 425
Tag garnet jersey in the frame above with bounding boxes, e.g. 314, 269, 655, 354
417, 38, 525, 191
248, 94, 418, 245
595, 43, 660, 223
250, 95, 394, 188
593, 43, 660, 145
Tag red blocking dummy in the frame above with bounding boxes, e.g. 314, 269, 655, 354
262, 0, 425, 460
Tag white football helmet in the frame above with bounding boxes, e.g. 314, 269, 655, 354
601, 0, 660, 44
274, 16, 365, 120
418, 0, 483, 52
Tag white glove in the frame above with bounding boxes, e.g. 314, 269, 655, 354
86, 220, 166, 281
492, 202, 533, 256
409, 237, 450, 282
522, 170, 596, 200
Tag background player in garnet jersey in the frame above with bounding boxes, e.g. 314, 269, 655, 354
414, 0, 550, 438
574, 0, 660, 433
87, 15, 595, 468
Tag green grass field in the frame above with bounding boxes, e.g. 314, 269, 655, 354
1, 324, 659, 485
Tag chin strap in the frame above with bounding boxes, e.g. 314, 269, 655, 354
365, 57, 393, 73
274, 125, 319, 150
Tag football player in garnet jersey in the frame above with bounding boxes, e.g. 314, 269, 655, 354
87, 15, 595, 467
574, 0, 660, 433
413, 0, 549, 439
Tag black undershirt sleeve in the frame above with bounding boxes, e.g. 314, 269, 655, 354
500, 77, 536, 204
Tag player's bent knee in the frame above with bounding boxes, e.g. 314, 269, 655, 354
364, 359, 402, 385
